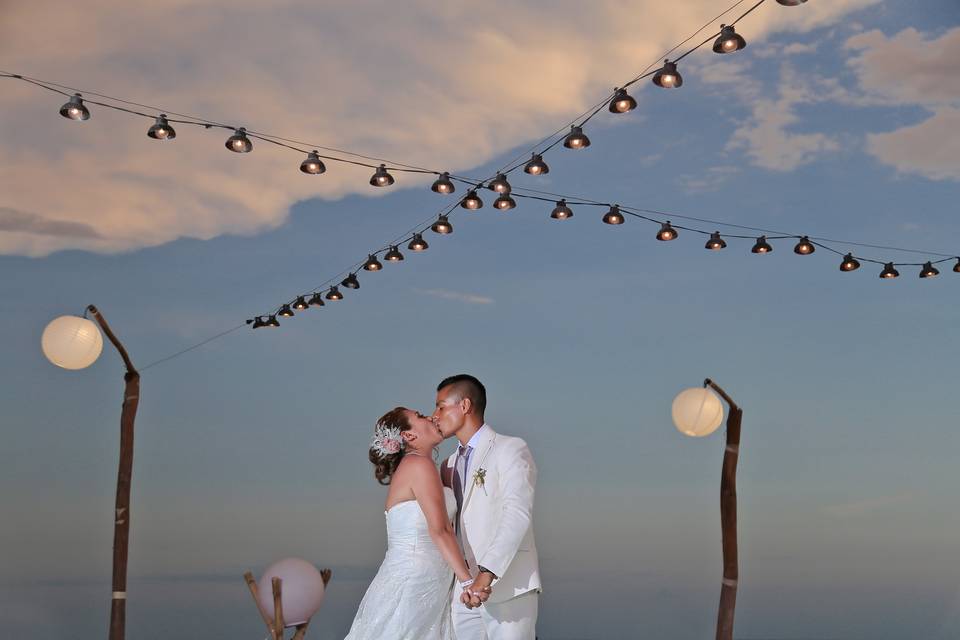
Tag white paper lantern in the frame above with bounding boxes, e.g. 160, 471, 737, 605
41, 315, 103, 370
672, 387, 724, 437
257, 558, 326, 626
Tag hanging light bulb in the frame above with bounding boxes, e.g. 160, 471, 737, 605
602, 205, 624, 225
292, 296, 310, 311
461, 190, 483, 210
608, 87, 637, 114
751, 236, 773, 254
705, 232, 727, 250
363, 254, 383, 271
879, 263, 900, 279
550, 199, 573, 220
713, 25, 746, 54
385, 245, 405, 262
524, 153, 550, 175
325, 286, 344, 300
657, 222, 678, 241
226, 127, 253, 153
794, 236, 815, 255
839, 253, 861, 272
408, 233, 429, 251
431, 215, 453, 234
488, 173, 512, 194
776, 0, 808, 5
370, 164, 395, 187
251, 317, 267, 329
431, 172, 456, 194
341, 273, 360, 289
147, 114, 176, 140
954, 258, 960, 273
493, 194, 516, 211
266, 315, 281, 328
919, 262, 940, 278
308, 292, 325, 307
278, 304, 295, 317
59, 93, 90, 121
563, 125, 591, 149
653, 60, 683, 88
300, 150, 326, 175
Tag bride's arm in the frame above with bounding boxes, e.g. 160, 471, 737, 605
408, 456, 472, 583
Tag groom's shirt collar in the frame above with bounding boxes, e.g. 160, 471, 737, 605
464, 423, 490, 451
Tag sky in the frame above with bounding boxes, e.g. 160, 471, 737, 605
1, 1, 959, 638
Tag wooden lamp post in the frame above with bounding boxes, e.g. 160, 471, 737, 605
41, 305, 141, 640
671, 378, 743, 640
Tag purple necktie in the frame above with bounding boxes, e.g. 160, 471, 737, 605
452, 445, 472, 534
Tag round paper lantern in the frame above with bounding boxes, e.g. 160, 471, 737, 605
41, 315, 103, 370
672, 387, 724, 437
257, 558, 326, 626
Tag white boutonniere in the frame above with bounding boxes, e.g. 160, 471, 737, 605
473, 468, 487, 494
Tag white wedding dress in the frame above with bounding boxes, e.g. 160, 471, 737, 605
344, 487, 458, 640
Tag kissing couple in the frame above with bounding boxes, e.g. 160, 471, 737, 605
344, 374, 541, 640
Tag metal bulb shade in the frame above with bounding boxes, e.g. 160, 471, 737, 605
794, 236, 815, 255
657, 222, 678, 241
251, 317, 267, 329
385, 245, 405, 262
278, 304, 295, 317
59, 93, 90, 121
602, 205, 624, 225
879, 263, 899, 279
325, 286, 344, 300
431, 215, 453, 234
954, 258, 960, 273
461, 190, 483, 210
408, 234, 429, 251
489, 173, 511, 194
524, 154, 550, 175
919, 262, 939, 278
301, 151, 326, 175
839, 254, 861, 272
751, 236, 773, 253
609, 88, 637, 113
705, 232, 726, 250
563, 125, 591, 149
713, 25, 746, 54
776, 0, 808, 5
266, 315, 281, 328
147, 114, 176, 139
341, 274, 360, 289
308, 293, 325, 307
370, 164, 395, 187
292, 296, 310, 310
226, 127, 252, 153
494, 194, 516, 210
551, 199, 573, 220
431, 172, 456, 194
363, 254, 383, 271
653, 60, 683, 88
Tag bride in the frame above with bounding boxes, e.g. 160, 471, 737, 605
344, 407, 475, 639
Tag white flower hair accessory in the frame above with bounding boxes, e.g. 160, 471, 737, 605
371, 424, 405, 458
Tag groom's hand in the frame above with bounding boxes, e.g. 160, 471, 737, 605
460, 588, 482, 609
470, 572, 494, 604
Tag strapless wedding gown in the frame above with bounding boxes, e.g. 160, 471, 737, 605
344, 487, 457, 640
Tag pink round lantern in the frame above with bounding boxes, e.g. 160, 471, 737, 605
256, 558, 327, 626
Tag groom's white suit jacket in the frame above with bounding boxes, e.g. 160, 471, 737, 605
443, 425, 541, 604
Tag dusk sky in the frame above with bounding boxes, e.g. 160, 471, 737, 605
2, 1, 959, 638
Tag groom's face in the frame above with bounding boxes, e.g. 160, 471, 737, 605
432, 386, 465, 439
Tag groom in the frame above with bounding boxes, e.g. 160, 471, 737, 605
433, 374, 541, 640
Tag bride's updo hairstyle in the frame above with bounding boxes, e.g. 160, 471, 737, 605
369, 407, 412, 485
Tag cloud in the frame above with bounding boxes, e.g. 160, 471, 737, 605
675, 165, 740, 192
823, 492, 913, 517
0, 0, 879, 257
726, 65, 841, 171
842, 27, 960, 181
415, 288, 494, 305
0, 207, 102, 238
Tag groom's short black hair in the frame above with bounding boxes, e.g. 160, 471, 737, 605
437, 374, 487, 416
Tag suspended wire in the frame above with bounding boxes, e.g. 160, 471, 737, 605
139, 323, 248, 371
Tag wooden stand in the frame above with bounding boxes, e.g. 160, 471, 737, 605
704, 378, 742, 640
244, 569, 332, 640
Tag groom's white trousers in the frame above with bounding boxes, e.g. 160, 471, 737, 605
451, 589, 538, 640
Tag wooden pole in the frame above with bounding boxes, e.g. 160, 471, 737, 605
87, 305, 140, 640
704, 378, 742, 640
244, 571, 277, 639
272, 577, 285, 640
